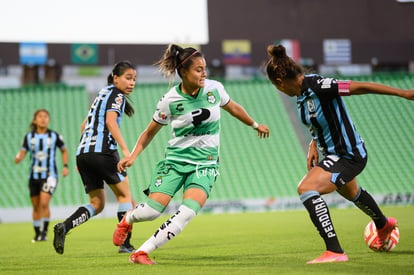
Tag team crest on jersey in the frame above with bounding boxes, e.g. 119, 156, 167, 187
155, 176, 162, 187
306, 98, 316, 113
207, 92, 216, 104
46, 137, 53, 148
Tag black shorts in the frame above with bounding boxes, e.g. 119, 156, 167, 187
29, 178, 57, 196
76, 151, 127, 194
317, 154, 367, 189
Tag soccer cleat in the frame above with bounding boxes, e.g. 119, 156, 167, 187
306, 250, 348, 264
374, 217, 398, 251
129, 251, 156, 265
53, 223, 66, 255
32, 234, 42, 243
32, 230, 47, 242
40, 230, 47, 241
113, 211, 133, 246
118, 244, 136, 253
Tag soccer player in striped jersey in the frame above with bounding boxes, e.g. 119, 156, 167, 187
113, 44, 270, 265
265, 44, 414, 264
53, 61, 137, 255
15, 109, 69, 242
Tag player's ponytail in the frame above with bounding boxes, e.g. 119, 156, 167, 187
155, 44, 203, 82
266, 44, 303, 85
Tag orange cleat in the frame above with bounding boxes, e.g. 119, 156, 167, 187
129, 251, 156, 265
374, 217, 398, 251
306, 250, 348, 264
113, 211, 132, 246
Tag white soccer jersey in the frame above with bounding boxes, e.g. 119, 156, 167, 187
153, 79, 230, 165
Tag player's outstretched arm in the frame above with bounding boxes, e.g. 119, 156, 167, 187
117, 120, 163, 172
349, 81, 414, 100
222, 100, 270, 138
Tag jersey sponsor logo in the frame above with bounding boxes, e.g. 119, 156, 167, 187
317, 78, 334, 89
111, 93, 123, 110
35, 151, 48, 162
184, 125, 211, 137
191, 108, 210, 127
78, 135, 97, 148
33, 165, 48, 173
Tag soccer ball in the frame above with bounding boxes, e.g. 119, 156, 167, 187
363, 220, 399, 252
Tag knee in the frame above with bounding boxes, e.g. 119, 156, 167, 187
32, 205, 41, 212
130, 203, 162, 222
339, 185, 360, 201
39, 202, 49, 211
297, 180, 310, 195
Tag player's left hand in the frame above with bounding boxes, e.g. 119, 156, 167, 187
256, 124, 270, 138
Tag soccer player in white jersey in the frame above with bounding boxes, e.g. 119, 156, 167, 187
113, 44, 270, 265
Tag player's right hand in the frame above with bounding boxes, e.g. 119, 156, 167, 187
117, 157, 133, 172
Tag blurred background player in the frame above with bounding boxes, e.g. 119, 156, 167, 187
265, 44, 414, 264
113, 44, 270, 265
53, 61, 137, 254
15, 109, 69, 242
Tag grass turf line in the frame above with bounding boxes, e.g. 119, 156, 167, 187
0, 205, 413, 274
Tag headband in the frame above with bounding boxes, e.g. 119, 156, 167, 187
177, 50, 199, 68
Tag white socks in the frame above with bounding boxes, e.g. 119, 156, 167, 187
127, 203, 161, 223
138, 204, 196, 253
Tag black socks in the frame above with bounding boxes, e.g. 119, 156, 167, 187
63, 206, 91, 232
352, 188, 387, 229
302, 193, 343, 253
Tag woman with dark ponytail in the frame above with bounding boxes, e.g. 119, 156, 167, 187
266, 44, 414, 264
53, 61, 137, 255
112, 44, 270, 265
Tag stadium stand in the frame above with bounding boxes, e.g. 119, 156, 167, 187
1, 85, 90, 208
340, 73, 414, 195
1, 73, 413, 212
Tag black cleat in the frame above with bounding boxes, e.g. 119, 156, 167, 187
40, 230, 47, 241
53, 223, 66, 254
118, 244, 135, 253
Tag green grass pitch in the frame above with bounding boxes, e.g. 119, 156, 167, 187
0, 206, 413, 274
